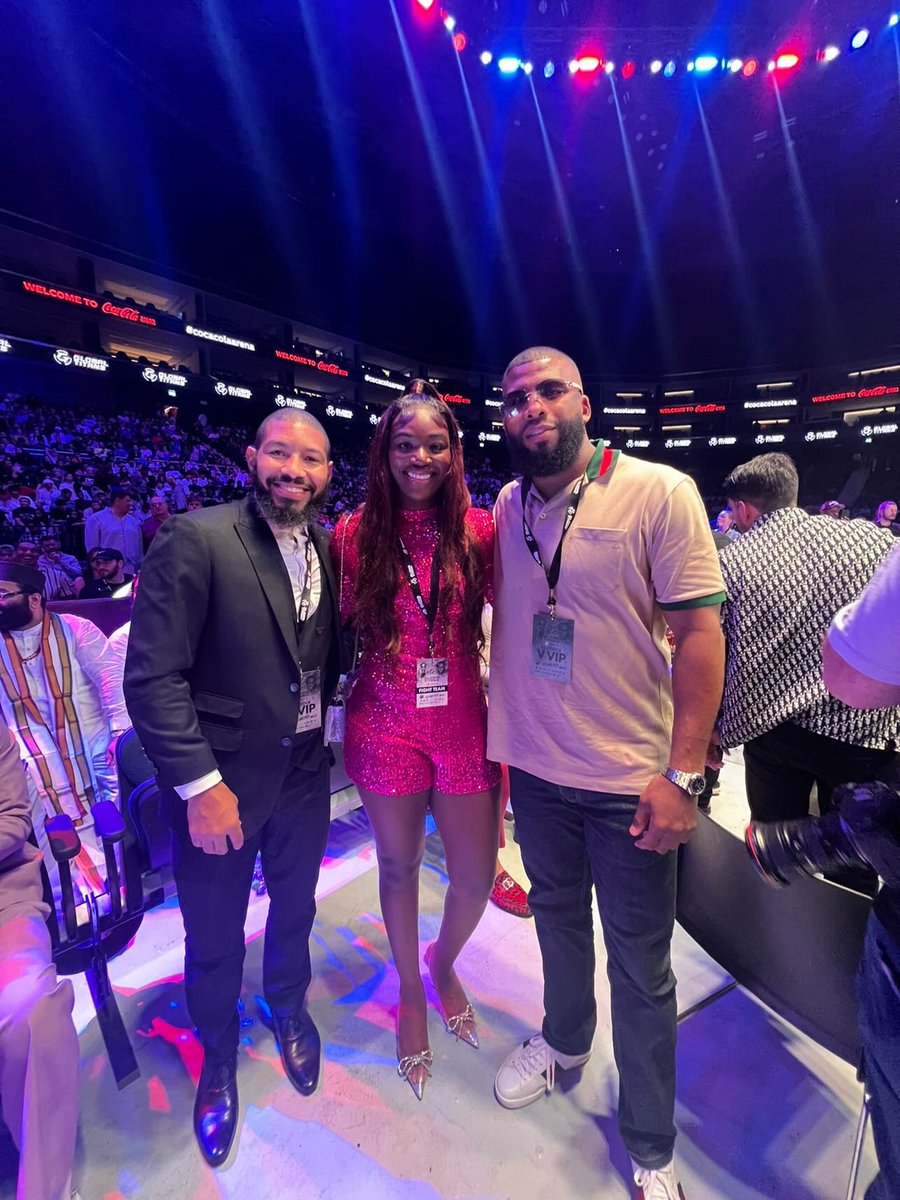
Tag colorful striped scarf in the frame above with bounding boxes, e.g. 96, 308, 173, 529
0, 610, 97, 823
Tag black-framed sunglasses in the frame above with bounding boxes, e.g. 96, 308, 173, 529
499, 379, 582, 419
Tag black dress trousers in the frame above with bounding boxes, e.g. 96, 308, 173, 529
171, 750, 331, 1067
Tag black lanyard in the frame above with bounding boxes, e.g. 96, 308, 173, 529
298, 536, 314, 625
398, 537, 441, 656
521, 440, 608, 617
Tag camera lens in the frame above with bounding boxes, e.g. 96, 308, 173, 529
745, 813, 863, 886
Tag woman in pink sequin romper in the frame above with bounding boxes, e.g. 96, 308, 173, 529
331, 381, 501, 1099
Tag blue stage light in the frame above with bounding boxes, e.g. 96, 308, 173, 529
693, 54, 719, 73
498, 56, 520, 74
663, 60, 677, 77
543, 60, 555, 78
850, 28, 870, 50
480, 50, 493, 65
890, 13, 899, 27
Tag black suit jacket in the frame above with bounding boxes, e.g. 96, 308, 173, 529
123, 498, 342, 835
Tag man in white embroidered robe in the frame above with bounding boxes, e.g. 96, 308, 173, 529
0, 563, 128, 866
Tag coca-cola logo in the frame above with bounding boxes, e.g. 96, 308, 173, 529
101, 301, 156, 326
858, 385, 900, 399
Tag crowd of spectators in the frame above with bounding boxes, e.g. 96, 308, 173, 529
1, 390, 891, 598
0, 393, 509, 596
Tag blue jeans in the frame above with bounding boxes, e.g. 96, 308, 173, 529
860, 914, 900, 1200
509, 767, 678, 1170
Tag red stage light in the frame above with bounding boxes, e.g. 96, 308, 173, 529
742, 58, 759, 77
774, 51, 801, 70
575, 55, 602, 74
453, 31, 467, 52
416, 0, 436, 9
622, 60, 636, 79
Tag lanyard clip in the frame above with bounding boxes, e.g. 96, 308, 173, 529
547, 590, 557, 620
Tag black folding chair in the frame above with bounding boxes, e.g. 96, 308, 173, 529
45, 730, 173, 1089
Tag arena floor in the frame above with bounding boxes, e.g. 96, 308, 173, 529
0, 754, 879, 1200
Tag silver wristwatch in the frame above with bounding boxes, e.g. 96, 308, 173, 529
661, 766, 707, 797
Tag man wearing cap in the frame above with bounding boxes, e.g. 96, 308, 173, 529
0, 561, 128, 837
35, 478, 60, 511
84, 488, 143, 574
80, 549, 134, 599
488, 347, 725, 1200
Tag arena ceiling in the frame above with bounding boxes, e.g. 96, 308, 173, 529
1, 0, 898, 375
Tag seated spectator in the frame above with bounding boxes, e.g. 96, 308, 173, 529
819, 499, 844, 519
12, 496, 43, 534
874, 499, 900, 537
141, 494, 172, 548
38, 535, 84, 597
35, 477, 60, 510
185, 492, 204, 511
0, 724, 80, 1200
81, 548, 134, 599
715, 508, 740, 540
48, 489, 75, 523
0, 560, 127, 840
14, 540, 75, 601
0, 545, 14, 562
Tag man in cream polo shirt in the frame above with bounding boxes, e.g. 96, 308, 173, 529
489, 347, 725, 1200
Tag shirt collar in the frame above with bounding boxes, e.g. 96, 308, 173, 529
746, 506, 806, 534
266, 519, 310, 548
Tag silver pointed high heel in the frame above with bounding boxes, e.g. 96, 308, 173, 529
444, 1003, 479, 1048
424, 942, 479, 1049
397, 1048, 433, 1100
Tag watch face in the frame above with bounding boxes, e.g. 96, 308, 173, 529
687, 774, 706, 796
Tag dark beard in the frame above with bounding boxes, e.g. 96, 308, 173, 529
0, 600, 34, 631
251, 477, 329, 528
507, 414, 588, 478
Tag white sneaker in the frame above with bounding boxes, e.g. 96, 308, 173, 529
494, 1032, 590, 1109
632, 1158, 685, 1200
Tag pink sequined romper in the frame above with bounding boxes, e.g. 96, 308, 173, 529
331, 506, 501, 796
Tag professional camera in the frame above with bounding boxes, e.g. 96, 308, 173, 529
745, 778, 900, 889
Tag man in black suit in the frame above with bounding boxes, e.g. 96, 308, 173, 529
124, 409, 342, 1167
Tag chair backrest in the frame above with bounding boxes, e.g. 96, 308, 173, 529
48, 596, 132, 636
676, 812, 872, 1065
127, 777, 170, 874
115, 728, 155, 800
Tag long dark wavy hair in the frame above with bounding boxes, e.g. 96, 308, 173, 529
352, 380, 485, 659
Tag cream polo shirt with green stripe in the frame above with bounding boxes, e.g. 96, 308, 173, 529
487, 442, 725, 794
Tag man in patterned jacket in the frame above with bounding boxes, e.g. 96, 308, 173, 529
712, 452, 899, 822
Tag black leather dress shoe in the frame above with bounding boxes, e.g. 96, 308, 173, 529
193, 1060, 239, 1168
274, 1012, 321, 1095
